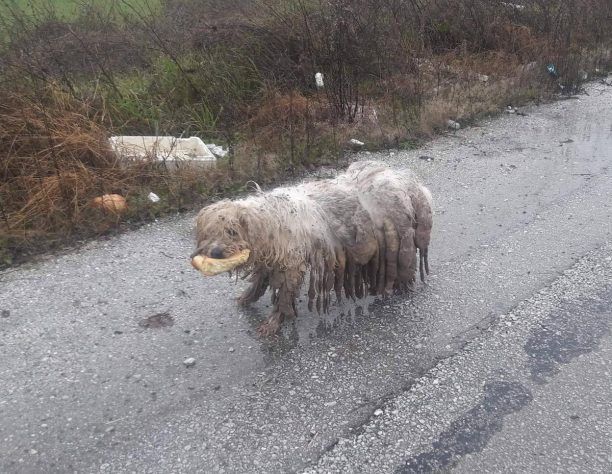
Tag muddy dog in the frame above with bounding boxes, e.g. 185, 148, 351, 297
190, 161, 433, 336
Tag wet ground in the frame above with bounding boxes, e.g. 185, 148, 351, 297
1, 81, 611, 473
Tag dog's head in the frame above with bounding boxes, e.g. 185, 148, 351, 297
191, 200, 253, 271
191, 200, 251, 274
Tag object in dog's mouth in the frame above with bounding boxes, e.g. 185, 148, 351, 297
191, 249, 251, 276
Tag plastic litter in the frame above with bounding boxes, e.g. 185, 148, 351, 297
349, 139, 365, 146
547, 64, 559, 78
315, 72, 324, 89
148, 192, 160, 203
205, 143, 229, 158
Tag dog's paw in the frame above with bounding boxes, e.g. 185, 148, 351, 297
257, 313, 283, 337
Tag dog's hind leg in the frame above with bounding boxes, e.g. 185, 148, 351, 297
375, 227, 386, 295
334, 248, 346, 303
397, 228, 417, 290
343, 254, 357, 301
383, 218, 400, 293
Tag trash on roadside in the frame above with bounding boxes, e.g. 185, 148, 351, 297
478, 74, 489, 83
148, 192, 160, 203
91, 194, 127, 214
501, 2, 525, 9
546, 64, 559, 78
109, 136, 217, 169
349, 138, 365, 147
446, 119, 461, 130
506, 105, 516, 114
315, 72, 324, 89
205, 143, 229, 158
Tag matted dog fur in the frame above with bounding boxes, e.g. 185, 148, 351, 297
191, 161, 433, 335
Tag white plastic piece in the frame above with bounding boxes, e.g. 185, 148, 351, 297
315, 72, 324, 89
148, 192, 160, 203
205, 143, 229, 158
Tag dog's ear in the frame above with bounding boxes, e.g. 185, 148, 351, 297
237, 207, 264, 243
238, 208, 256, 238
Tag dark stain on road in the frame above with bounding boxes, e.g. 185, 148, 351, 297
397, 381, 533, 473
138, 312, 174, 329
524, 287, 611, 383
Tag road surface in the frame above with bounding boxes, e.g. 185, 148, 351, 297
1, 82, 611, 473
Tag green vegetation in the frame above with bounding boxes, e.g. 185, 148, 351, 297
0, 0, 161, 20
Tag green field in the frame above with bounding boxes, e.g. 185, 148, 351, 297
0, 0, 161, 21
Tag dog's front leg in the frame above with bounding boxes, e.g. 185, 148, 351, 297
238, 268, 269, 306
258, 268, 303, 337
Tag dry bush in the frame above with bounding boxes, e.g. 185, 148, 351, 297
0, 83, 229, 261
1, 86, 122, 242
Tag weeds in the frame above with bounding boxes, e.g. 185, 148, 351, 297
1, 0, 612, 265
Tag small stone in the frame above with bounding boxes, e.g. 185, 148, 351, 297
183, 357, 196, 368
228, 347, 235, 353
29, 449, 38, 455
374, 409, 383, 416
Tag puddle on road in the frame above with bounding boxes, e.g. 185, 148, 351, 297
524, 287, 611, 383
398, 380, 533, 473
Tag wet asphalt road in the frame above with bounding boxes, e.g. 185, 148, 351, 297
1, 81, 612, 473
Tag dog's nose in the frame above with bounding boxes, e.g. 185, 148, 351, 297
209, 246, 225, 259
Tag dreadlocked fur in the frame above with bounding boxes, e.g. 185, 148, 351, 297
192, 161, 433, 336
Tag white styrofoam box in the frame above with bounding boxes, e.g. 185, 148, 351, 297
110, 136, 217, 168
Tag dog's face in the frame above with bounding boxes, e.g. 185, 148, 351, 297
191, 201, 251, 267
